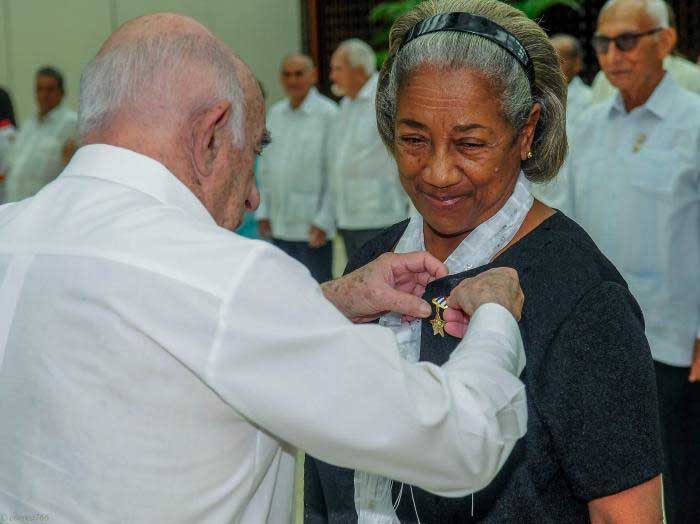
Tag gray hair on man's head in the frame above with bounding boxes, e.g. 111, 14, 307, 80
336, 39, 377, 76
78, 31, 245, 144
550, 33, 583, 60
281, 53, 314, 71
376, 0, 567, 182
600, 0, 670, 28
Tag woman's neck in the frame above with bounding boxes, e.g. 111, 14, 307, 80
423, 224, 470, 263
422, 200, 555, 264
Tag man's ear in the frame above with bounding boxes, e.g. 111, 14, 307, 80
519, 102, 541, 161
659, 28, 677, 59
193, 100, 232, 178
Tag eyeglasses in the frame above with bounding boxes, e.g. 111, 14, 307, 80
591, 28, 663, 54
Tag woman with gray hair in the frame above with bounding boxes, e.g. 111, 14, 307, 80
304, 0, 663, 522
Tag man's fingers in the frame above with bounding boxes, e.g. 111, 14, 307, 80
383, 288, 432, 318
689, 367, 700, 383
389, 252, 448, 281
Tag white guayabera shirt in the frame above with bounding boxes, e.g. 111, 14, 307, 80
0, 145, 527, 524
543, 74, 700, 367
255, 87, 337, 240
4, 104, 77, 202
330, 73, 410, 230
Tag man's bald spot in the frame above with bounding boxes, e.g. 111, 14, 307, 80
281, 53, 314, 72
99, 13, 211, 56
599, 0, 669, 28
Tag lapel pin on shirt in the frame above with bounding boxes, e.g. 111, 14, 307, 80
632, 133, 647, 153
430, 296, 449, 337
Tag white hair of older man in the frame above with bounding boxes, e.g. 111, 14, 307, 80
78, 31, 245, 144
337, 38, 377, 76
601, 0, 669, 27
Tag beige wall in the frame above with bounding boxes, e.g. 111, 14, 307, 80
1, 0, 301, 124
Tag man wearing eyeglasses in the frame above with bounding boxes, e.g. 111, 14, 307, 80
588, 2, 700, 103
544, 1, 700, 523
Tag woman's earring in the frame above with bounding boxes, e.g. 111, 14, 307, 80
527, 151, 533, 159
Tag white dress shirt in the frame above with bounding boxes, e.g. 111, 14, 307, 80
0, 145, 526, 523
330, 73, 409, 230
4, 104, 77, 202
255, 87, 337, 240
566, 76, 592, 135
590, 55, 700, 104
541, 74, 700, 367
0, 121, 15, 175
0, 122, 16, 203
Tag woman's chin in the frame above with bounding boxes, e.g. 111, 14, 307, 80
423, 219, 473, 240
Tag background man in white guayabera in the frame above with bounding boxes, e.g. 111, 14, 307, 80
328, 39, 410, 260
3, 67, 77, 203
0, 13, 529, 524
540, 1, 700, 522
549, 33, 592, 135
256, 53, 337, 282
589, 1, 700, 102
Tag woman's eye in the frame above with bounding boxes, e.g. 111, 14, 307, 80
399, 136, 426, 145
457, 141, 484, 149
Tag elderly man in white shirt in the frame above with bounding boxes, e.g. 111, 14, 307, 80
0, 14, 530, 524
589, 2, 700, 104
329, 39, 410, 259
542, 1, 700, 522
256, 54, 336, 282
550, 34, 592, 134
3, 67, 77, 203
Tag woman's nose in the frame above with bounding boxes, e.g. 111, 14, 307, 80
421, 149, 461, 188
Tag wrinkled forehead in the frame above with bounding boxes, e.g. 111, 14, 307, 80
598, 2, 657, 33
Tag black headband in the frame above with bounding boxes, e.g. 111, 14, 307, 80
399, 12, 536, 87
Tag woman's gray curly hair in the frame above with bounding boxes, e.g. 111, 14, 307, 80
376, 0, 567, 182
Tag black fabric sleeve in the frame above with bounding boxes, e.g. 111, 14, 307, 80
535, 281, 663, 501
303, 454, 329, 523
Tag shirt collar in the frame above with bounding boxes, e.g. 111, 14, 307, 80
285, 87, 319, 115
61, 144, 216, 225
568, 76, 585, 91
610, 72, 676, 120
356, 73, 379, 101
38, 103, 65, 124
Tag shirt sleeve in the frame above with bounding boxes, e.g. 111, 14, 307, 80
205, 244, 527, 498
254, 154, 270, 221
538, 281, 663, 501
311, 111, 336, 236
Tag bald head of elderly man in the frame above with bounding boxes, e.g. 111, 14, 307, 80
592, 0, 676, 111
0, 13, 529, 524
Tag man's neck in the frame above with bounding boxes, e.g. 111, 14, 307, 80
38, 105, 58, 121
620, 69, 665, 112
346, 75, 370, 100
289, 90, 311, 110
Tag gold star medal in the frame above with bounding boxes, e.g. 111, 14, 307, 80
430, 296, 449, 337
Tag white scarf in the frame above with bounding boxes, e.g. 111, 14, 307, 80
354, 172, 533, 524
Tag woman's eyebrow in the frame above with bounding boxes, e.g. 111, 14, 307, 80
453, 123, 486, 132
397, 118, 427, 130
